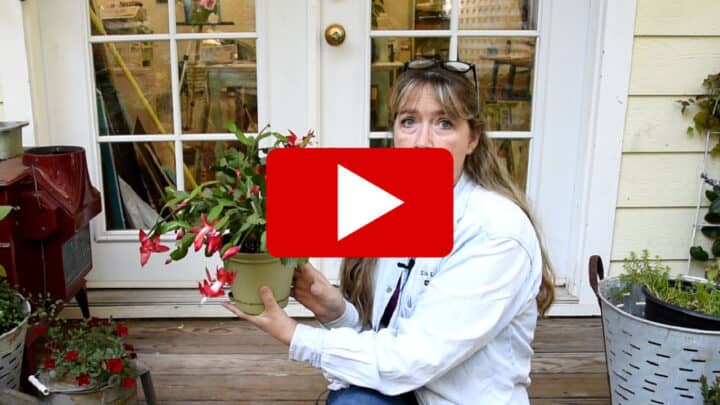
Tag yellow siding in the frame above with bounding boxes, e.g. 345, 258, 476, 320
0, 80, 4, 120
635, 0, 720, 36
611, 2, 720, 277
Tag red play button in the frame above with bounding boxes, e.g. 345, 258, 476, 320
266, 148, 454, 258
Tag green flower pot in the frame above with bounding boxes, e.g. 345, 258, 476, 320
224, 253, 293, 315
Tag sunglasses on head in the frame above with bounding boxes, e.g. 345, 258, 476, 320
401, 59, 480, 117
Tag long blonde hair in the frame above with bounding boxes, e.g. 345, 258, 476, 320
341, 66, 555, 327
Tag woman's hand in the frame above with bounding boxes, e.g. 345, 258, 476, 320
222, 287, 297, 345
291, 262, 345, 324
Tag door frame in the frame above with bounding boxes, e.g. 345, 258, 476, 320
6, 0, 637, 317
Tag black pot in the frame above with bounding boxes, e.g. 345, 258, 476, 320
642, 279, 720, 331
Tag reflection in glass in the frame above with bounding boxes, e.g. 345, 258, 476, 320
370, 37, 450, 131
369, 138, 393, 148
459, 37, 535, 131
93, 42, 174, 135
183, 141, 242, 184
459, 0, 537, 30
178, 39, 257, 134
492, 138, 529, 190
371, 0, 450, 30
90, 0, 169, 35
99, 142, 175, 230
176, 0, 255, 33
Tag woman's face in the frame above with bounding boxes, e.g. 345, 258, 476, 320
393, 86, 479, 184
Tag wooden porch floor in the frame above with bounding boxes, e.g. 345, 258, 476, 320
124, 317, 610, 404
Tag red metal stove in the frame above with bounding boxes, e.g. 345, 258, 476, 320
0, 146, 101, 317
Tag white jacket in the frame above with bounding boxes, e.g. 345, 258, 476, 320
289, 174, 543, 405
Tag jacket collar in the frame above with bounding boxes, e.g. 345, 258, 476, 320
453, 172, 473, 224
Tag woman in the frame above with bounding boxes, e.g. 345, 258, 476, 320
223, 60, 555, 405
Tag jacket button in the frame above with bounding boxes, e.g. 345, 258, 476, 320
386, 287, 392, 293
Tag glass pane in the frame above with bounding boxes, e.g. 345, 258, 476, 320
93, 42, 174, 135
493, 138, 529, 190
176, 0, 255, 33
370, 37, 450, 131
459, 0, 537, 30
183, 141, 242, 184
369, 138, 393, 148
178, 39, 258, 134
99, 142, 175, 230
91, 0, 169, 35
372, 0, 450, 30
459, 37, 535, 131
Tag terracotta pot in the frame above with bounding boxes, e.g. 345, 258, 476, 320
224, 253, 293, 315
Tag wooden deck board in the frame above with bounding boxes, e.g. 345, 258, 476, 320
124, 317, 609, 403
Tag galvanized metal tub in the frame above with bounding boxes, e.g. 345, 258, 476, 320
598, 276, 720, 404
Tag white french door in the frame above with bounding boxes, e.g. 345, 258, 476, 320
27, 0, 606, 315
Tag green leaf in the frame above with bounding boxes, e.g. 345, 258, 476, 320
705, 211, 720, 224
0, 206, 12, 221
687, 126, 695, 135
246, 213, 265, 225
260, 231, 267, 252
0, 264, 6, 278
207, 204, 224, 222
691, 246, 710, 261
701, 226, 720, 239
707, 189, 719, 202
713, 240, 720, 258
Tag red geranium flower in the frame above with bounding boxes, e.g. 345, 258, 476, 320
123, 343, 135, 352
64, 350, 78, 362
76, 373, 91, 386
115, 323, 129, 337
121, 377, 136, 388
43, 356, 55, 369
105, 358, 124, 374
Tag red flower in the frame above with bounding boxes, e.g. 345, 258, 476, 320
123, 343, 135, 352
121, 377, 136, 388
221, 246, 240, 260
76, 373, 91, 386
286, 130, 299, 147
139, 229, 170, 266
190, 213, 218, 252
251, 184, 260, 196
88, 317, 110, 328
206, 230, 222, 255
115, 323, 129, 337
105, 358, 124, 374
198, 266, 237, 300
64, 350, 79, 362
43, 356, 55, 369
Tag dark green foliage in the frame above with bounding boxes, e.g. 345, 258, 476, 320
0, 279, 27, 336
620, 251, 720, 317
701, 375, 720, 404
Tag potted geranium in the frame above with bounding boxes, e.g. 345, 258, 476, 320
30, 317, 138, 403
0, 206, 31, 391
139, 124, 312, 314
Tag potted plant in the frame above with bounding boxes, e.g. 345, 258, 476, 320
29, 317, 138, 404
139, 124, 312, 314
0, 205, 31, 391
618, 250, 720, 330
0, 277, 30, 391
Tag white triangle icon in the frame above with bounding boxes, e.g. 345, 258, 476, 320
337, 164, 404, 241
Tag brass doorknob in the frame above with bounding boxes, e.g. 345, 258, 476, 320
324, 23, 346, 46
